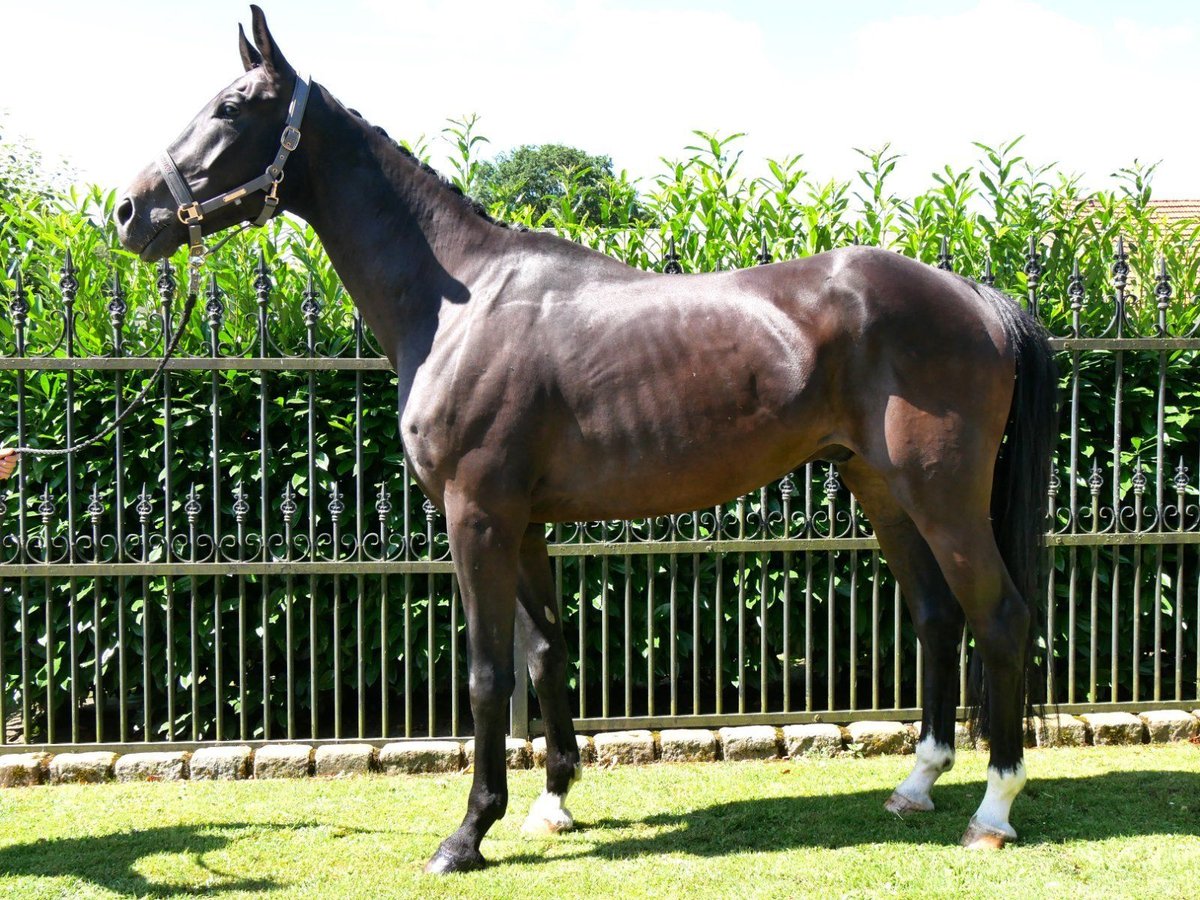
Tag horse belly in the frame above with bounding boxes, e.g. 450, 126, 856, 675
532, 361, 831, 522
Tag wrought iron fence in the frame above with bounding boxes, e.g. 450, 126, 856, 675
0, 235, 1197, 751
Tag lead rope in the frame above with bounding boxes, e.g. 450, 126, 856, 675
9, 266, 202, 457
9, 227, 249, 458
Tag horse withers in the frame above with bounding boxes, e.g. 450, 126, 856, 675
115, 6, 1057, 873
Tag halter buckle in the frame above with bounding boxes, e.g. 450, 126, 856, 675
178, 203, 204, 226
281, 126, 301, 152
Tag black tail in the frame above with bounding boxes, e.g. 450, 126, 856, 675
964, 280, 1059, 738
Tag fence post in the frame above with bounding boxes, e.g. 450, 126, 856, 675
510, 630, 530, 739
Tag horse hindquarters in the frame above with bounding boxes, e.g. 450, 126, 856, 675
847, 278, 1056, 846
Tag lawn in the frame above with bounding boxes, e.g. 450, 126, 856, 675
0, 743, 1196, 899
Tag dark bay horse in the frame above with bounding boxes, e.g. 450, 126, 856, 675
116, 7, 1057, 873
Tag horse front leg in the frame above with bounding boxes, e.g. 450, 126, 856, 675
424, 493, 526, 875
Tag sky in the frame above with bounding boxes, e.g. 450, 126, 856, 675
2, 0, 1199, 200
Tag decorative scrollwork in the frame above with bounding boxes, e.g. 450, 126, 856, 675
184, 485, 202, 525
59, 248, 79, 297
136, 484, 153, 524
662, 234, 683, 275
233, 482, 250, 525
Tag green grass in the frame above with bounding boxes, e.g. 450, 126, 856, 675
0, 744, 1197, 898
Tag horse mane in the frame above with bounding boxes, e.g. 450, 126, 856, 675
345, 107, 526, 232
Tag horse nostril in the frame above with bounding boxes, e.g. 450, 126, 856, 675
116, 196, 135, 227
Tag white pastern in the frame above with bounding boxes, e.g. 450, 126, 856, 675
522, 791, 575, 836
972, 763, 1027, 840
893, 735, 955, 809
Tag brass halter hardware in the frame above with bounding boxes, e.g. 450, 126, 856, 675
157, 73, 311, 291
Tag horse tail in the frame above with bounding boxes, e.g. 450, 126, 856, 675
964, 279, 1059, 738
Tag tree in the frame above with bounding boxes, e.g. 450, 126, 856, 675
475, 143, 622, 225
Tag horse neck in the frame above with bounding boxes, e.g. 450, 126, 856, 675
288, 86, 498, 366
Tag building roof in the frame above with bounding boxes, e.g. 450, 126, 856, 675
1148, 199, 1200, 224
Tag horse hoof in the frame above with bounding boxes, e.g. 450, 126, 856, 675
884, 791, 934, 817
423, 845, 487, 874
960, 816, 1013, 850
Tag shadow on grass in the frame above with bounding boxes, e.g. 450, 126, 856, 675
506, 769, 1200, 864
0, 821, 371, 898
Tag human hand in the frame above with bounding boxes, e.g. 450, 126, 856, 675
0, 449, 18, 480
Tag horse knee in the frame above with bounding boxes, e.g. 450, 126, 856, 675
528, 635, 567, 686
469, 664, 516, 709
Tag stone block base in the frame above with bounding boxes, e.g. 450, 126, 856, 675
0, 753, 51, 787
315, 744, 376, 777
1080, 712, 1145, 745
253, 744, 313, 779
658, 729, 718, 762
115, 751, 190, 782
379, 740, 463, 775
1139, 710, 1199, 743
719, 726, 780, 761
190, 746, 253, 780
49, 752, 117, 785
783, 724, 844, 757
845, 721, 915, 756
593, 729, 655, 766
1034, 714, 1090, 747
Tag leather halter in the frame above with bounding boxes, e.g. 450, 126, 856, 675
12, 73, 312, 459
157, 72, 311, 279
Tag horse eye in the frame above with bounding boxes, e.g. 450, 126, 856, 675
217, 102, 241, 120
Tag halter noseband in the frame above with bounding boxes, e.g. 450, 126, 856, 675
157, 72, 311, 286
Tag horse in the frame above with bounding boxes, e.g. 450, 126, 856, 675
115, 6, 1058, 873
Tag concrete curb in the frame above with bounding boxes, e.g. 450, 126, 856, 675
2, 709, 1196, 787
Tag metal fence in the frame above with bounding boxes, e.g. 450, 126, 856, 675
1, 237, 1197, 752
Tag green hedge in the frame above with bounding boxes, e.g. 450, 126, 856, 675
1, 129, 1197, 739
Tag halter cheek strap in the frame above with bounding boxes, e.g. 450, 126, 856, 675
157, 73, 311, 282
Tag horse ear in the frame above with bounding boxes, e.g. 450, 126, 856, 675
249, 4, 293, 79
238, 23, 263, 71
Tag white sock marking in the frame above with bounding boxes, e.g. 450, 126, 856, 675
894, 735, 955, 808
523, 791, 574, 834
972, 763, 1026, 840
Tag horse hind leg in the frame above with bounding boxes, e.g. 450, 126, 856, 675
840, 462, 963, 817
907, 503, 1031, 849
881, 523, 964, 816
514, 525, 583, 836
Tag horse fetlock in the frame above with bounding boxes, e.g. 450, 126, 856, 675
968, 762, 1026, 845
891, 736, 954, 811
522, 791, 575, 836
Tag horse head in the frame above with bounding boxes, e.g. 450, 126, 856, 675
116, 5, 308, 263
